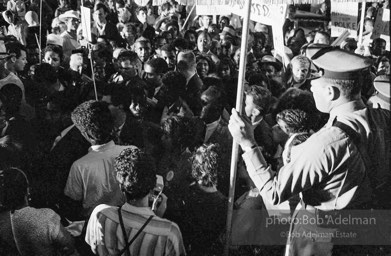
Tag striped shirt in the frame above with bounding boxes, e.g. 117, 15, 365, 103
86, 203, 186, 256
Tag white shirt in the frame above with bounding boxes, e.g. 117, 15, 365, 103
64, 141, 133, 216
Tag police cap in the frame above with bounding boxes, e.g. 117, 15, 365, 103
310, 48, 373, 80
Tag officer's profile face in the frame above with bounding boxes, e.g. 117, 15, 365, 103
310, 78, 331, 113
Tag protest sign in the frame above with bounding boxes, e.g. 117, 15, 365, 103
372, 8, 390, 51
227, 0, 286, 26
331, 2, 358, 39
134, 0, 149, 6
196, 4, 231, 16
81, 7, 92, 42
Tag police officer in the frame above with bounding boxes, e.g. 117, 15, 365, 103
228, 48, 390, 255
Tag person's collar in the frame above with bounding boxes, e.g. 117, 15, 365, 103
122, 202, 156, 216
329, 99, 366, 123
89, 140, 115, 152
186, 71, 196, 84
206, 116, 222, 128
252, 116, 263, 126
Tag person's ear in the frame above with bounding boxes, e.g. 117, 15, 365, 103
327, 85, 340, 101
10, 56, 16, 63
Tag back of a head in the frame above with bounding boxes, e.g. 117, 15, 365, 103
94, 3, 108, 13
71, 100, 114, 145
202, 77, 223, 91
5, 42, 26, 59
0, 135, 24, 168
245, 85, 272, 116
162, 115, 204, 150
0, 167, 29, 212
177, 50, 196, 73
146, 58, 168, 74
274, 88, 320, 131
118, 50, 139, 64
314, 31, 330, 45
25, 11, 39, 26
33, 63, 58, 85
162, 71, 186, 95
104, 84, 131, 109
0, 83, 23, 118
114, 147, 156, 201
191, 143, 221, 187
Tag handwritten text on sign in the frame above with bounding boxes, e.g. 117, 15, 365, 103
331, 2, 358, 39
196, 0, 285, 26
372, 8, 390, 51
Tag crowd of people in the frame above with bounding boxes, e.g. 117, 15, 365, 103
0, 0, 390, 255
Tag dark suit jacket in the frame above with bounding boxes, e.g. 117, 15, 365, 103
185, 73, 203, 116
44, 125, 90, 206
92, 22, 121, 42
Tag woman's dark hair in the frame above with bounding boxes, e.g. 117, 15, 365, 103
273, 88, 321, 131
196, 54, 215, 74
33, 63, 58, 85
217, 57, 235, 78
184, 29, 197, 41
161, 31, 173, 41
276, 108, 312, 134
162, 116, 204, 151
115, 147, 156, 201
0, 83, 22, 118
191, 143, 221, 187
0, 167, 29, 212
44, 44, 64, 62
94, 3, 109, 13
71, 100, 114, 144
161, 71, 186, 98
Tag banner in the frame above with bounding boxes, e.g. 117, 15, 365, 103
331, 2, 358, 39
135, 0, 149, 6
372, 8, 390, 51
196, 4, 231, 15
229, 0, 287, 26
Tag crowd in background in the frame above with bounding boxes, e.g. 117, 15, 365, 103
0, 0, 390, 255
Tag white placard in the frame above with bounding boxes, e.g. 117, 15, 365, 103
331, 2, 358, 39
228, 0, 286, 26
196, 4, 231, 15
372, 8, 390, 51
81, 7, 92, 42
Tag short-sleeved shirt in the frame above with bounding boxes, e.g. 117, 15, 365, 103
86, 203, 186, 256
64, 141, 132, 216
